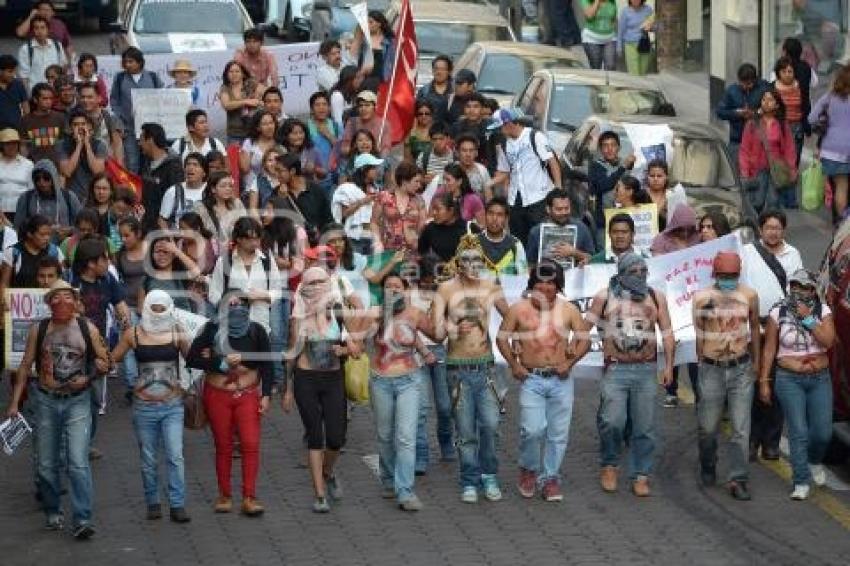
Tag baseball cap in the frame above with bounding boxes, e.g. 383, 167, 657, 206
454, 69, 477, 84
356, 90, 378, 103
487, 107, 524, 130
304, 245, 338, 261
353, 153, 384, 170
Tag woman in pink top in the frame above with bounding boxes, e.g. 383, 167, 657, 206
759, 270, 836, 501
430, 163, 485, 227
739, 88, 798, 214
370, 161, 428, 253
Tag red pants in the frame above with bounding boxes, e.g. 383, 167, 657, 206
203, 384, 261, 498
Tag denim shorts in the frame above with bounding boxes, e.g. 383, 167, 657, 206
821, 158, 850, 177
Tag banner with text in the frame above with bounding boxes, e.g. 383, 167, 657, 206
4, 289, 49, 368
604, 203, 659, 259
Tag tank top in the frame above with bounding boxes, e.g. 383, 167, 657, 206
303, 305, 342, 370
134, 327, 181, 398
119, 251, 146, 309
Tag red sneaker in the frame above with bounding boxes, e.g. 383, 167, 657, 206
542, 479, 563, 502
517, 468, 537, 498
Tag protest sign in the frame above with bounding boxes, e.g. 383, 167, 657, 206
0, 414, 32, 456
538, 223, 578, 270
132, 89, 193, 139
621, 123, 674, 177
98, 42, 321, 136
4, 289, 49, 368
604, 203, 658, 259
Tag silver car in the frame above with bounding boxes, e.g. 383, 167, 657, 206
454, 41, 588, 108
513, 68, 676, 155
110, 0, 255, 54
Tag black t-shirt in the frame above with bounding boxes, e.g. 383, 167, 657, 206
293, 182, 333, 231
76, 273, 126, 337
418, 219, 468, 262
8, 243, 54, 289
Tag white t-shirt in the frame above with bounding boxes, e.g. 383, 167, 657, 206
331, 182, 373, 240
159, 183, 205, 224
0, 155, 34, 213
497, 127, 555, 207
463, 162, 492, 197
170, 136, 224, 161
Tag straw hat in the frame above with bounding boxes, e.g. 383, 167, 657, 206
44, 279, 80, 303
0, 128, 21, 143
168, 59, 197, 77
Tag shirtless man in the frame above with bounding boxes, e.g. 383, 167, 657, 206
432, 234, 509, 503
585, 252, 675, 497
692, 251, 760, 501
496, 260, 588, 502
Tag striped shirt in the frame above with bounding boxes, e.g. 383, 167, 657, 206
776, 82, 803, 124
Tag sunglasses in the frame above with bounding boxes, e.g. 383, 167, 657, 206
416, 111, 432, 116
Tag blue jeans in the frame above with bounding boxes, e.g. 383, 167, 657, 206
583, 41, 617, 70
448, 364, 501, 488
743, 169, 781, 214
518, 373, 574, 483
415, 367, 432, 472
597, 362, 657, 478
370, 371, 422, 502
269, 296, 290, 385
121, 311, 140, 390
132, 399, 186, 507
697, 361, 754, 481
36, 388, 93, 526
774, 368, 833, 486
781, 122, 805, 208
123, 131, 141, 174
416, 344, 453, 470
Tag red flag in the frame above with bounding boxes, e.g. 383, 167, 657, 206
226, 143, 241, 197
105, 156, 143, 201
377, 0, 418, 146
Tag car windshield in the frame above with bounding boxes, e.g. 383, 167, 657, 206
134, 0, 245, 34
477, 54, 584, 95
548, 84, 668, 131
416, 22, 513, 58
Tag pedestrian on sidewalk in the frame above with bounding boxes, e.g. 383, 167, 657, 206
716, 63, 769, 177
496, 260, 588, 502
759, 270, 836, 501
585, 252, 675, 497
692, 252, 761, 501
581, 0, 618, 70
809, 65, 850, 223
618, 0, 655, 76
111, 291, 192, 523
186, 295, 274, 517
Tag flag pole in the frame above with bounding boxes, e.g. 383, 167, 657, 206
378, 0, 408, 149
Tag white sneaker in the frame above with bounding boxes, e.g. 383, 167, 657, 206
790, 484, 810, 500
481, 474, 503, 502
461, 486, 478, 504
810, 464, 827, 487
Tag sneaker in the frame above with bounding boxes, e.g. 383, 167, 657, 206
811, 464, 827, 487
461, 486, 478, 504
398, 495, 424, 512
517, 468, 537, 499
169, 507, 191, 523
541, 479, 563, 502
88, 447, 103, 461
729, 480, 751, 501
663, 395, 679, 408
481, 475, 502, 502
791, 484, 811, 501
381, 486, 396, 499
240, 498, 265, 517
72, 522, 95, 540
632, 476, 651, 497
600, 466, 618, 493
44, 514, 64, 531
214, 496, 233, 513
325, 475, 344, 500
146, 504, 162, 520
312, 496, 331, 513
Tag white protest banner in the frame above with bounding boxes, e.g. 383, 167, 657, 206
173, 308, 209, 388
0, 414, 32, 456
604, 203, 658, 259
350, 2, 374, 69
621, 123, 674, 176
132, 89, 193, 139
98, 42, 320, 136
4, 289, 49, 368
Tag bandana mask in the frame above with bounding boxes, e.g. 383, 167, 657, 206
227, 303, 252, 338
49, 295, 76, 323
716, 277, 739, 292
141, 290, 174, 333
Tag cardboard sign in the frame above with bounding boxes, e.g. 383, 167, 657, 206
604, 203, 659, 260
132, 88, 193, 139
4, 289, 49, 369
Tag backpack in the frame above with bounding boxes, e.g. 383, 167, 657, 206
27, 38, 61, 67
24, 188, 75, 224
167, 183, 188, 225
34, 316, 97, 379
178, 137, 221, 157
500, 127, 557, 183
221, 249, 273, 295
10, 240, 60, 275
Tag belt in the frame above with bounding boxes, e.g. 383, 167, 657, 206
702, 353, 751, 368
37, 386, 90, 399
447, 362, 494, 372
528, 367, 562, 379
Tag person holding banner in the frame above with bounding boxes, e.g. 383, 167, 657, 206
219, 61, 263, 146
692, 251, 761, 501
110, 290, 192, 522
496, 259, 588, 502
586, 252, 675, 497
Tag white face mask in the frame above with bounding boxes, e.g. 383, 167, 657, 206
141, 291, 175, 334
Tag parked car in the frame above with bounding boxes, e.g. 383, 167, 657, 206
562, 115, 752, 242
513, 68, 676, 155
110, 0, 255, 55
454, 41, 587, 108
262, 0, 318, 40
309, 0, 390, 42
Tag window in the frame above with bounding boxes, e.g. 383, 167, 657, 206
416, 22, 513, 59
134, 0, 246, 34
476, 54, 585, 96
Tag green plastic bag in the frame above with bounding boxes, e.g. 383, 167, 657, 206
802, 161, 825, 211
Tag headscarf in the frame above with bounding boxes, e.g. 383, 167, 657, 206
293, 267, 335, 337
787, 269, 821, 314
140, 290, 175, 334
610, 252, 649, 300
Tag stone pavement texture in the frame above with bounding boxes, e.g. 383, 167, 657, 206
2, 376, 850, 566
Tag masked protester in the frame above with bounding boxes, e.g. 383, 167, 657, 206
691, 252, 761, 501
584, 252, 675, 497
368, 274, 434, 512
186, 295, 273, 517
5, 279, 109, 539
111, 291, 192, 522
759, 270, 836, 501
